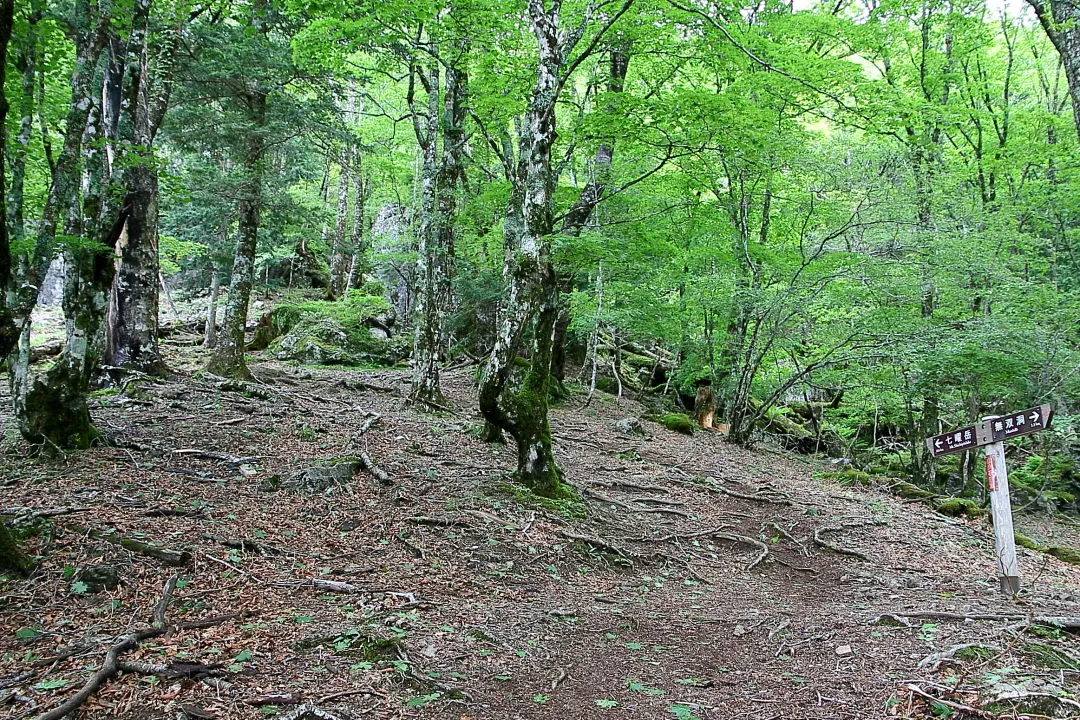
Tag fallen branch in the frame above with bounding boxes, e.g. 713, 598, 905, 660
2, 506, 92, 525
903, 683, 990, 718
280, 706, 348, 720
873, 611, 1080, 628
358, 451, 391, 485
354, 412, 382, 437
405, 516, 464, 527
173, 449, 260, 465
67, 524, 192, 566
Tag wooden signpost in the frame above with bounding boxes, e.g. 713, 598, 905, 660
925, 404, 1053, 596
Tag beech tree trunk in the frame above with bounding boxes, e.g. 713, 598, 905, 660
327, 142, 352, 298
409, 62, 445, 407
478, 2, 565, 495
9, 1, 112, 449
1029, 0, 1080, 142
206, 88, 267, 379
551, 46, 628, 380
105, 0, 170, 376
0, 0, 16, 361
409, 47, 467, 408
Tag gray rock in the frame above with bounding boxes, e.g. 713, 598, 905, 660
285, 461, 364, 493
615, 417, 647, 437
79, 564, 120, 593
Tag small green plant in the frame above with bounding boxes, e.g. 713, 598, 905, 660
595, 699, 618, 709
532, 693, 550, 703
668, 704, 699, 720
406, 693, 440, 707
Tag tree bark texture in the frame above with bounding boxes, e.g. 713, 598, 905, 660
409, 63, 446, 407
9, 1, 113, 448
0, 0, 17, 361
105, 0, 170, 376
1029, 0, 1080, 142
206, 87, 267, 379
409, 47, 467, 408
478, 1, 565, 495
551, 46, 629, 380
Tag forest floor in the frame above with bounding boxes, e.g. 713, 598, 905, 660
2, 340, 1080, 720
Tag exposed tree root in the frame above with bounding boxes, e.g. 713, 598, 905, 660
36, 576, 178, 720
812, 525, 869, 561
556, 529, 635, 562
635, 526, 770, 570
671, 477, 794, 506
873, 611, 1080, 628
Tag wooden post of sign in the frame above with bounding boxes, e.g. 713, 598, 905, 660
982, 415, 1020, 595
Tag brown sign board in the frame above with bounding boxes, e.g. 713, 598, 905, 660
926, 425, 980, 457
986, 404, 1053, 442
925, 404, 1053, 458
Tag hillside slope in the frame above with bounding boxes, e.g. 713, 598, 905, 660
1, 355, 1078, 720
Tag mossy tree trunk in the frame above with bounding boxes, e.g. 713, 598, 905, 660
408, 60, 446, 407
206, 84, 267, 380
11, 2, 115, 449
478, 2, 567, 496
409, 43, 467, 408
0, 522, 31, 576
6, 0, 110, 387
0, 0, 17, 361
105, 0, 171, 377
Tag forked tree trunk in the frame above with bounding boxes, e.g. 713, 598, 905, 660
410, 47, 468, 408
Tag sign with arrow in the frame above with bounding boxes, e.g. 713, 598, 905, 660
925, 404, 1053, 458
926, 425, 980, 457
924, 404, 1054, 597
986, 404, 1053, 442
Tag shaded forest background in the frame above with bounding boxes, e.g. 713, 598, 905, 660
3, 0, 1080, 513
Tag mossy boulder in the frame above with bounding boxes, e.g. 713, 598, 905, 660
934, 497, 985, 517
595, 376, 619, 394
1046, 545, 1080, 565
265, 297, 407, 367
648, 413, 695, 435
890, 480, 936, 500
